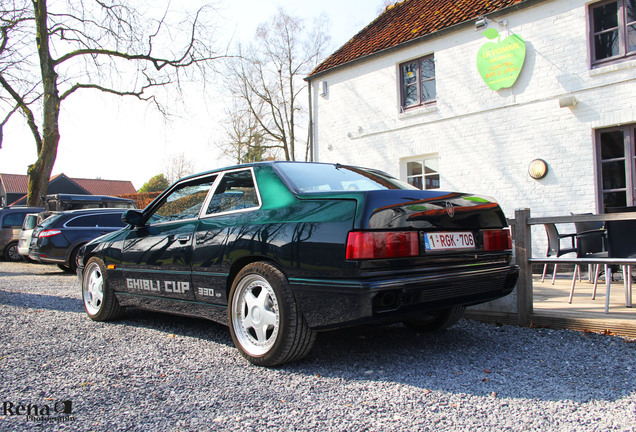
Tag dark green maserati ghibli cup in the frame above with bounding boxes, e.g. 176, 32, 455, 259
77, 162, 518, 366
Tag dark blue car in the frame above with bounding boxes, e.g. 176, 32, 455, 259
30, 208, 127, 272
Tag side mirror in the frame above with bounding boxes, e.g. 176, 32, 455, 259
122, 209, 144, 227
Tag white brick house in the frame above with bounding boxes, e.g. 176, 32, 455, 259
306, 0, 636, 255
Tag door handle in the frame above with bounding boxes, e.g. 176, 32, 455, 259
176, 234, 191, 244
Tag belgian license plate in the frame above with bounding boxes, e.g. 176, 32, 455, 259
423, 232, 475, 251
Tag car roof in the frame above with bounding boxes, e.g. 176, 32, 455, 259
0, 206, 45, 216
175, 161, 344, 183
50, 208, 127, 216
0, 206, 45, 212
45, 194, 134, 202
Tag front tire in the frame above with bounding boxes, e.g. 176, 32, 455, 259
82, 257, 122, 321
228, 262, 315, 367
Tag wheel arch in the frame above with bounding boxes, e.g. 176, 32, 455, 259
66, 242, 86, 264
226, 255, 287, 296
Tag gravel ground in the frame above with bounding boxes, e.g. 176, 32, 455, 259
0, 261, 635, 432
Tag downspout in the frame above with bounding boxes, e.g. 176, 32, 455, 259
307, 78, 314, 162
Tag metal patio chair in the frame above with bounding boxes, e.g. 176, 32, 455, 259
568, 219, 606, 303
542, 223, 577, 284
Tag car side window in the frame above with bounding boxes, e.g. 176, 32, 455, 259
65, 214, 100, 227
97, 213, 126, 228
206, 169, 259, 215
148, 177, 216, 225
2, 212, 27, 228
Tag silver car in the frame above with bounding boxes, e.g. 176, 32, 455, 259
18, 212, 48, 258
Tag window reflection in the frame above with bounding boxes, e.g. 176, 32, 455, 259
406, 157, 440, 190
597, 125, 635, 212
590, 0, 635, 63
399, 55, 435, 109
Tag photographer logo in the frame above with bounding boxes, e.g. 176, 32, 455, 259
2, 400, 75, 423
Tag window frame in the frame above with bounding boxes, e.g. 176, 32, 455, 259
595, 124, 636, 212
398, 54, 436, 111
589, 0, 636, 67
201, 168, 262, 219
401, 155, 441, 190
144, 174, 219, 226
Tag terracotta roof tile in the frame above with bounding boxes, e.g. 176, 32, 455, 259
71, 178, 136, 195
310, 0, 525, 76
0, 173, 29, 194
0, 173, 137, 196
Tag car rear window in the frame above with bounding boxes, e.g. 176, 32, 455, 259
21, 214, 38, 230
275, 163, 417, 193
38, 213, 64, 229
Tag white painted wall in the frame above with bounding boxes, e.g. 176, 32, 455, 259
310, 0, 636, 256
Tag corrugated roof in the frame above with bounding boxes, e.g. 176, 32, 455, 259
0, 173, 136, 195
310, 0, 526, 77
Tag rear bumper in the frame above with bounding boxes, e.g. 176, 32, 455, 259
290, 265, 519, 330
28, 251, 66, 264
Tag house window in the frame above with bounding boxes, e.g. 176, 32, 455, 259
399, 55, 436, 110
589, 0, 636, 66
596, 124, 636, 211
405, 157, 440, 190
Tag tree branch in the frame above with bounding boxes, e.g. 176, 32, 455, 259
0, 73, 42, 152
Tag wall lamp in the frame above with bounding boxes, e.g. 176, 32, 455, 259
528, 159, 548, 180
559, 96, 578, 108
475, 17, 489, 30
475, 17, 508, 30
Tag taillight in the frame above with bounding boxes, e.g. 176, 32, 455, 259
38, 229, 62, 238
483, 229, 512, 251
346, 231, 419, 260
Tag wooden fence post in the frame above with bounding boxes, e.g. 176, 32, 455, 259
513, 208, 533, 326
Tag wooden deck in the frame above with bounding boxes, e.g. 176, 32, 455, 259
468, 211, 636, 338
530, 271, 635, 338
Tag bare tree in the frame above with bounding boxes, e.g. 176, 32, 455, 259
0, 0, 223, 205
219, 99, 271, 164
377, 0, 396, 15
223, 8, 329, 162
164, 152, 195, 184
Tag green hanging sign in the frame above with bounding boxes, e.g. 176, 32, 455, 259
477, 28, 526, 90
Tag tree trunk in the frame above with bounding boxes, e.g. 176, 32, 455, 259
26, 132, 59, 206
27, 0, 60, 206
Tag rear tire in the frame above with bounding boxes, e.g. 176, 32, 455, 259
403, 306, 465, 331
82, 257, 122, 321
67, 246, 81, 273
57, 264, 73, 273
228, 262, 315, 367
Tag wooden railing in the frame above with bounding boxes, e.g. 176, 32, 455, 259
509, 209, 636, 326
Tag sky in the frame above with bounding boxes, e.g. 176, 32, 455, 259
0, 1, 385, 190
